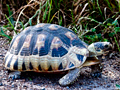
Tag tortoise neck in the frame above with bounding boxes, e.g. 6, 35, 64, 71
88, 43, 97, 57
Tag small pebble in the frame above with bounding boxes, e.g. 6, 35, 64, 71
36, 84, 41, 86
41, 87, 45, 90
11, 85, 15, 88
107, 84, 111, 87
48, 81, 51, 84
0, 82, 3, 86
2, 78, 7, 80
0, 55, 4, 57
23, 85, 28, 89
66, 86, 69, 89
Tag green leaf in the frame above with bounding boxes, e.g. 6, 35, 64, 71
29, 18, 32, 26
112, 20, 118, 26
5, 14, 14, 30
109, 32, 115, 37
116, 84, 120, 89
97, 33, 102, 39
92, 28, 96, 32
0, 27, 12, 40
6, 4, 14, 25
107, 23, 112, 26
114, 27, 120, 33
103, 38, 108, 42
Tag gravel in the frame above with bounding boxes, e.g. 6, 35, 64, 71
0, 37, 120, 90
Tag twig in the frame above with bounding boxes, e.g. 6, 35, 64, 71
76, 3, 88, 22
14, 0, 34, 36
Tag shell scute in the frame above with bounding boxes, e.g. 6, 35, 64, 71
29, 62, 33, 70
48, 66, 52, 71
7, 55, 13, 68
39, 47, 48, 56
22, 62, 26, 70
13, 58, 18, 70
32, 47, 38, 55
38, 65, 42, 71
52, 47, 68, 57
20, 47, 30, 56
68, 62, 75, 68
58, 63, 63, 70
48, 24, 60, 30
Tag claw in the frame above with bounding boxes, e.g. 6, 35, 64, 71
91, 72, 102, 78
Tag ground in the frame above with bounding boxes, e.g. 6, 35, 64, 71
0, 37, 120, 90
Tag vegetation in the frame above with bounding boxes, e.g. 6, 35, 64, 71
0, 0, 120, 51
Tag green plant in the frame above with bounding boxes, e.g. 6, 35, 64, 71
116, 84, 120, 89
0, 27, 12, 40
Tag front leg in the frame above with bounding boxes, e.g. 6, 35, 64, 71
91, 63, 103, 77
59, 68, 81, 86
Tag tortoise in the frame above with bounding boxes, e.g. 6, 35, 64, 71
4, 23, 112, 86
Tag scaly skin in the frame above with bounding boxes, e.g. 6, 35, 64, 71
8, 71, 21, 80
59, 68, 81, 86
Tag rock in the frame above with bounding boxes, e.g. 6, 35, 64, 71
0, 82, 3, 86
107, 84, 111, 87
41, 87, 45, 90
66, 86, 69, 89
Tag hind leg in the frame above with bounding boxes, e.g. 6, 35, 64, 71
91, 63, 103, 77
8, 71, 21, 80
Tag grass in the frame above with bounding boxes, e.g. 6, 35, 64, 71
0, 0, 120, 52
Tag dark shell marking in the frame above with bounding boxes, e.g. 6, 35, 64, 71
4, 23, 89, 72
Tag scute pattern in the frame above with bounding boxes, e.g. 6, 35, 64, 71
13, 58, 18, 70
4, 23, 89, 72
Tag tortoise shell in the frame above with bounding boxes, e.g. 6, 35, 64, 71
4, 23, 89, 72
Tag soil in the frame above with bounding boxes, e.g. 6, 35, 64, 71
0, 37, 120, 90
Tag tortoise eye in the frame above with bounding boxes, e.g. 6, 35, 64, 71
105, 45, 108, 48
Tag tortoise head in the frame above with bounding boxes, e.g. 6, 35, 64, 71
88, 42, 112, 57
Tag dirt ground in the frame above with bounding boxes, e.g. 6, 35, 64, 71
0, 37, 120, 90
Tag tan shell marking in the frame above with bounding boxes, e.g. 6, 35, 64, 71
72, 46, 89, 56
29, 55, 40, 71
10, 55, 18, 70
49, 57, 61, 70
48, 24, 60, 30
22, 34, 32, 48
65, 46, 88, 68
35, 23, 46, 28
24, 56, 30, 70
50, 37, 63, 49
65, 31, 77, 41
22, 27, 30, 33
12, 36, 21, 48
34, 34, 46, 53
24, 27, 30, 31
61, 56, 68, 69
5, 52, 12, 68
17, 56, 24, 71
39, 56, 50, 71
67, 52, 81, 68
